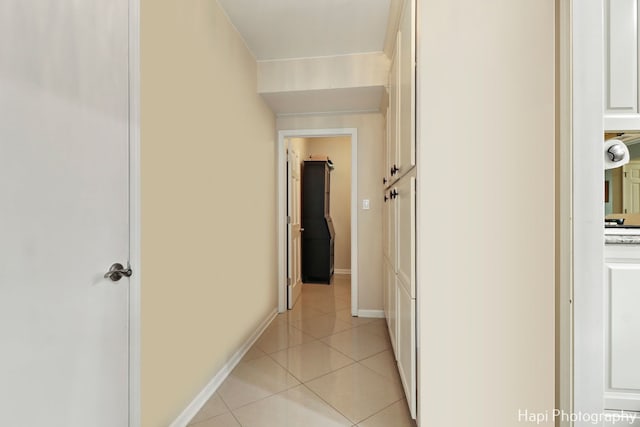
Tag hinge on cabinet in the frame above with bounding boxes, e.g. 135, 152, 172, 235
287, 278, 292, 287
287, 216, 291, 224
625, 172, 628, 178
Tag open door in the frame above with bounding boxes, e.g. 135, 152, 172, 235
623, 161, 640, 214
287, 147, 303, 309
0, 1, 131, 425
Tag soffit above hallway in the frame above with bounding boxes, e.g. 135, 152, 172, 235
216, 0, 392, 60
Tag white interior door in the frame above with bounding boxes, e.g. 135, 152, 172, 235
287, 147, 303, 309
0, 2, 130, 426
623, 161, 640, 214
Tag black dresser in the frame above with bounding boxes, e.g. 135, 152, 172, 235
301, 161, 335, 284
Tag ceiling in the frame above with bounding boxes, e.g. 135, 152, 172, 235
217, 0, 392, 61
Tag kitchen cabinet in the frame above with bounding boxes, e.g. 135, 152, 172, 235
383, 258, 397, 355
382, 0, 417, 419
398, 0, 416, 173
384, 171, 416, 419
396, 278, 416, 415
385, 0, 416, 184
396, 174, 416, 298
383, 182, 397, 272
604, 244, 640, 413
604, 0, 640, 131
387, 41, 399, 185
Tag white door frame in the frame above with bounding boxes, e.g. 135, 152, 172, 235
568, 0, 606, 425
128, 0, 141, 425
277, 128, 359, 316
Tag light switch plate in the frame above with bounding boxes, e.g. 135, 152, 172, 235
362, 199, 370, 210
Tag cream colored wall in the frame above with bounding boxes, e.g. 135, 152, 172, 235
303, 137, 352, 271
277, 114, 384, 311
141, 1, 276, 426
416, 1, 555, 426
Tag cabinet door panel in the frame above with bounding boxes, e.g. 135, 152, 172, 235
388, 34, 400, 182
383, 192, 390, 261
603, 411, 640, 427
387, 262, 397, 355
397, 281, 416, 419
396, 174, 416, 297
605, 261, 640, 412
398, 0, 416, 173
604, 0, 640, 130
383, 259, 389, 319
389, 188, 398, 273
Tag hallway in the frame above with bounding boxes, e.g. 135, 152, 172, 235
187, 275, 416, 427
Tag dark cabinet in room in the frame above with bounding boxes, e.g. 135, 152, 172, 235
301, 160, 335, 284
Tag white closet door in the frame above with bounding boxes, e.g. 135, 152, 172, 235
0, 1, 131, 425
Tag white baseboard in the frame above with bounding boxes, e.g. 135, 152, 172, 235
169, 308, 278, 427
358, 309, 385, 318
334, 269, 351, 275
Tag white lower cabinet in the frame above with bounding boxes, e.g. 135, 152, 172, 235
384, 257, 397, 355
397, 280, 416, 418
383, 172, 416, 419
396, 174, 415, 297
604, 245, 640, 414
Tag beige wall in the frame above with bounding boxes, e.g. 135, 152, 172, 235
277, 114, 384, 311
141, 1, 277, 425
417, 1, 555, 426
303, 136, 352, 271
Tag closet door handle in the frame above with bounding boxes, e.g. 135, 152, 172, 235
104, 262, 132, 282
384, 195, 389, 202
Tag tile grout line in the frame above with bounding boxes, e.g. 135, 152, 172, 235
189, 278, 411, 426
298, 382, 358, 425
352, 397, 406, 426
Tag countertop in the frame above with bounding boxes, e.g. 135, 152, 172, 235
605, 227, 640, 244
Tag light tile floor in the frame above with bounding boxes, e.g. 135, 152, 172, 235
188, 275, 416, 427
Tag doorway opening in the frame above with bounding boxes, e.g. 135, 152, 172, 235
277, 128, 358, 316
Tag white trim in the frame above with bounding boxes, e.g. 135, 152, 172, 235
357, 309, 385, 319
169, 309, 278, 427
334, 269, 352, 275
277, 128, 359, 316
573, 1, 605, 425
276, 109, 380, 118
128, 0, 141, 425
557, 0, 573, 425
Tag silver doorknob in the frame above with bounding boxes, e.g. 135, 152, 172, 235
608, 143, 627, 162
300, 228, 305, 231
104, 262, 132, 281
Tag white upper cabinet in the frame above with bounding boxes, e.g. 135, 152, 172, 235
398, 0, 416, 174
388, 37, 400, 183
385, 0, 415, 186
604, 0, 640, 131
